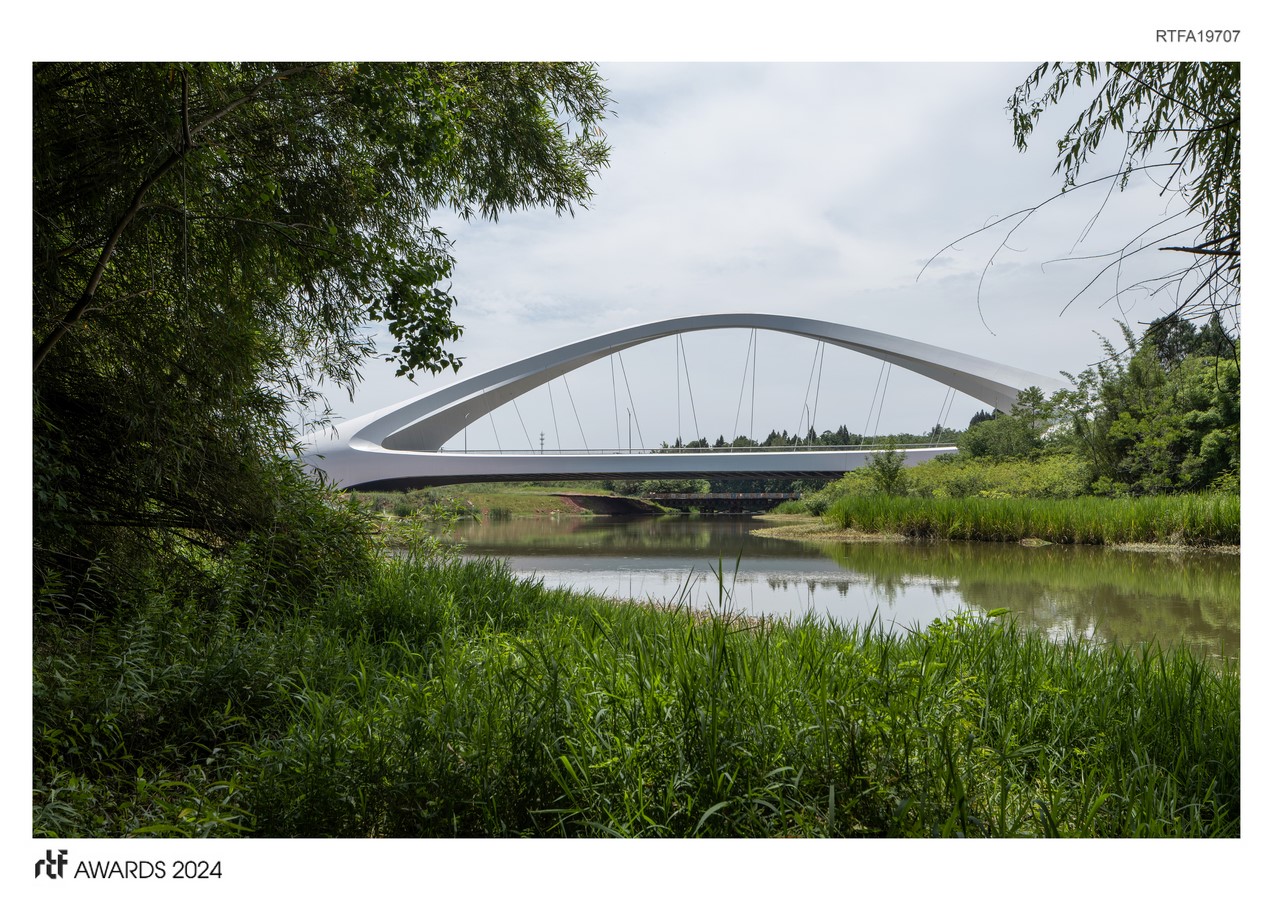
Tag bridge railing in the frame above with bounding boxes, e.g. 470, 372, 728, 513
438, 443, 956, 455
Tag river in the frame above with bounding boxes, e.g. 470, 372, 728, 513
447, 515, 1239, 662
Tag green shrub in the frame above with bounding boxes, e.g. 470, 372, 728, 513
905, 454, 1089, 500
219, 472, 375, 615
772, 499, 808, 515
864, 443, 909, 496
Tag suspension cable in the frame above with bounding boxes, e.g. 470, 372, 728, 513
680, 334, 702, 442
940, 387, 956, 433
616, 351, 645, 449
611, 355, 621, 448
812, 341, 825, 438
547, 381, 562, 451
934, 387, 955, 438
733, 329, 755, 441
750, 328, 757, 442
862, 361, 886, 445
871, 363, 893, 439
797, 340, 818, 437
797, 339, 825, 440
562, 374, 589, 451
483, 388, 502, 452
512, 398, 534, 451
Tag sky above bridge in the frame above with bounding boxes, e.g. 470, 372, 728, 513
20, 6, 1246, 457
306, 50, 1227, 452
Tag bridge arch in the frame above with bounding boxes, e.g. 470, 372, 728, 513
306, 314, 1065, 488
369, 313, 1063, 451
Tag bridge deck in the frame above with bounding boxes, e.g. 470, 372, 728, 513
336, 446, 958, 490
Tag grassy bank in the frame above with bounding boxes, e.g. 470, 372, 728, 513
824, 493, 1239, 547
349, 483, 609, 520
34, 554, 1239, 837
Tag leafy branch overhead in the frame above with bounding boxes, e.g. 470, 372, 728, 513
33, 62, 612, 382
1014, 62, 1239, 319
925, 62, 1239, 331
1011, 63, 1238, 256
33, 62, 611, 593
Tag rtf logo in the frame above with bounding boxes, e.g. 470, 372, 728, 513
35, 849, 68, 879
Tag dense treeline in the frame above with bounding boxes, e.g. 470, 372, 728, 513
33, 62, 616, 833
1055, 316, 1238, 495
34, 62, 611, 615
787, 313, 1239, 514
660, 422, 959, 450
609, 425, 956, 497
632, 312, 1238, 506
768, 313, 1239, 548
950, 314, 1238, 496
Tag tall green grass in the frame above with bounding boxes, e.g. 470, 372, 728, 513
34, 555, 1239, 837
825, 494, 1238, 546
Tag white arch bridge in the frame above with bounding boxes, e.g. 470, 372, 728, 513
303, 314, 1065, 490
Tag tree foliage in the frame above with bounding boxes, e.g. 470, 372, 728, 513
1007, 62, 1239, 325
957, 387, 1057, 461
1053, 321, 1239, 495
981, 64, 1242, 495
33, 62, 611, 606
954, 314, 1238, 496
865, 442, 909, 496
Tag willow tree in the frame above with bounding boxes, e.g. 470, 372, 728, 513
1007, 64, 1241, 493
1009, 62, 1239, 327
33, 62, 611, 605
926, 63, 1239, 335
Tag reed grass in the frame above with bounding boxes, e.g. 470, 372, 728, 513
825, 494, 1239, 546
33, 553, 1239, 838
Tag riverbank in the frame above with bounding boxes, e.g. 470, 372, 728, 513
349, 482, 616, 519
750, 515, 905, 543
751, 514, 1241, 554
760, 493, 1239, 550
33, 553, 1240, 838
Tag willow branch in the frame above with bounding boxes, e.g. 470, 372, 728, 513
33, 64, 315, 373
1159, 244, 1239, 257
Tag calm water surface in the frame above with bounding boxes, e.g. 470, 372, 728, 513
449, 516, 1239, 661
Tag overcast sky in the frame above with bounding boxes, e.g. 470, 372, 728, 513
310, 60, 1223, 451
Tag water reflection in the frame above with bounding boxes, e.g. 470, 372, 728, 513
447, 516, 1239, 661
